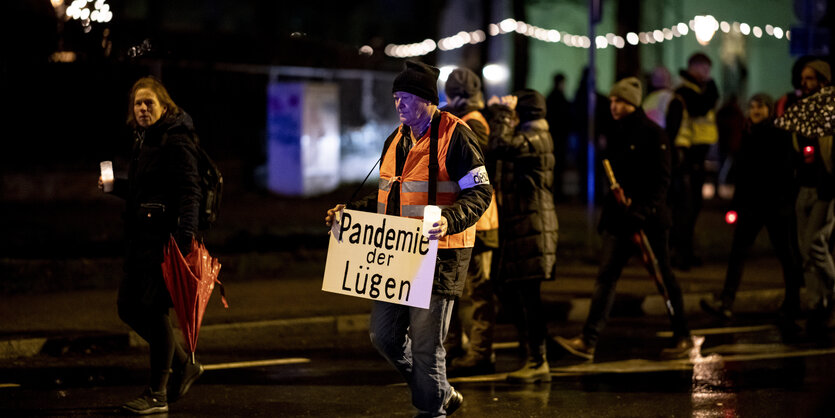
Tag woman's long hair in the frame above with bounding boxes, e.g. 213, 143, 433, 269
126, 76, 180, 128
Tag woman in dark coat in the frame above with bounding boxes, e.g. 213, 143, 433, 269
102, 76, 203, 414
486, 89, 559, 383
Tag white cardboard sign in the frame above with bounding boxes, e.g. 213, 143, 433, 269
322, 209, 438, 309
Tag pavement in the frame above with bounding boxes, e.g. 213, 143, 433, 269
0, 254, 792, 360
0, 169, 795, 360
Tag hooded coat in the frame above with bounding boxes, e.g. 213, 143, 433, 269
487, 103, 558, 282
112, 110, 202, 307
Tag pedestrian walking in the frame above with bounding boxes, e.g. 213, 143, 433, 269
100, 76, 205, 414
666, 52, 720, 271
557, 77, 692, 361
325, 60, 492, 416
486, 89, 559, 383
775, 63, 835, 341
441, 67, 501, 376
700, 94, 802, 322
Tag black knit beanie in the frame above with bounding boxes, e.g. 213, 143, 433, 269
515, 88, 547, 123
392, 61, 440, 105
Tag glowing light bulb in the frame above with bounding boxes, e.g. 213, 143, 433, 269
725, 211, 738, 225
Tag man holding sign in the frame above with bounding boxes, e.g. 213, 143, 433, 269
325, 60, 491, 416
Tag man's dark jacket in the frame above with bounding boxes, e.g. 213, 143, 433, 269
731, 118, 796, 215
599, 108, 672, 235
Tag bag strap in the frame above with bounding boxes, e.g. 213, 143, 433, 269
428, 111, 441, 205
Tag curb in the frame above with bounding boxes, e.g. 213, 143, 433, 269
0, 289, 787, 360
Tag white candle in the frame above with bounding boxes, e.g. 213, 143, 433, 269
422, 205, 441, 238
100, 161, 114, 192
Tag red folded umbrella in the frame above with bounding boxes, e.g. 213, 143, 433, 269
162, 235, 228, 362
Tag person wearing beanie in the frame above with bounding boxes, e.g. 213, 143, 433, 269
701, 93, 801, 325
392, 60, 440, 105
325, 60, 493, 416
785, 59, 835, 341
441, 67, 501, 377
801, 59, 831, 97
609, 77, 643, 108
776, 55, 825, 117
557, 77, 694, 361
485, 89, 558, 383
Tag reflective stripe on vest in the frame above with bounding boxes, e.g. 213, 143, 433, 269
377, 111, 477, 249
460, 110, 499, 232
673, 81, 718, 148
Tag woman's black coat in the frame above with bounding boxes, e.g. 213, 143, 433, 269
487, 105, 559, 282
112, 111, 202, 307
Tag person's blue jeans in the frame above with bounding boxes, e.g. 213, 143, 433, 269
370, 295, 455, 417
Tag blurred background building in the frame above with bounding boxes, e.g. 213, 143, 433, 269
0, 0, 831, 199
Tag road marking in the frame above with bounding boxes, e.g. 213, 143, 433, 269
656, 324, 776, 337
203, 358, 310, 370
0, 383, 21, 388
493, 342, 520, 350
547, 346, 835, 376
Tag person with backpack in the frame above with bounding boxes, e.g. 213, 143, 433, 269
100, 76, 206, 414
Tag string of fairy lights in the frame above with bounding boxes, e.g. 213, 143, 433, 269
383, 15, 790, 58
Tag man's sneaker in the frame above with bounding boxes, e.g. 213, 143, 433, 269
168, 359, 204, 402
700, 298, 733, 321
506, 358, 551, 383
555, 335, 595, 361
660, 336, 696, 359
444, 386, 463, 415
121, 388, 168, 415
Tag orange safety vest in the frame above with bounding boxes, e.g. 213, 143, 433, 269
460, 110, 499, 232
378, 111, 477, 249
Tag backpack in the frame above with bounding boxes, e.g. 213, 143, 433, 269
161, 131, 223, 230
195, 144, 223, 230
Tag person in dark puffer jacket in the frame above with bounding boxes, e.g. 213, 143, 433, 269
487, 88, 559, 383
101, 76, 204, 415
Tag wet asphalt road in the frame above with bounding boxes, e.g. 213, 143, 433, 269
2, 315, 835, 417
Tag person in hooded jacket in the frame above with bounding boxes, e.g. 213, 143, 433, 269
101, 76, 204, 414
441, 67, 501, 376
556, 77, 692, 361
486, 89, 559, 383
700, 94, 801, 324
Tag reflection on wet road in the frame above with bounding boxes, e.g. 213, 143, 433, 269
2, 319, 834, 417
